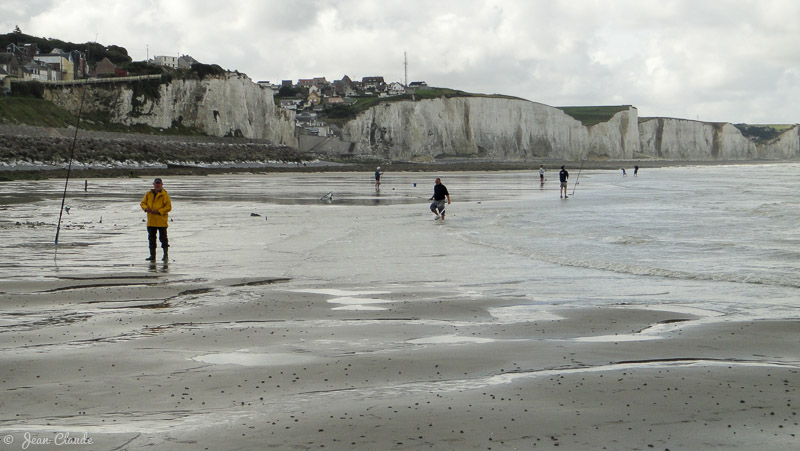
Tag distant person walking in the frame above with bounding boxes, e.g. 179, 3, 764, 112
559, 166, 569, 199
429, 177, 451, 220
140, 178, 172, 261
539, 165, 545, 184
634, 165, 639, 177
374, 166, 383, 190
622, 168, 627, 177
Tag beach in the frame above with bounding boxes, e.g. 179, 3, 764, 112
1, 167, 798, 450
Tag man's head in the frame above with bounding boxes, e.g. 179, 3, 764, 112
561, 165, 565, 169
153, 178, 163, 191
435, 177, 441, 184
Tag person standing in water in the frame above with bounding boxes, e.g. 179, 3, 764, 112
634, 165, 639, 177
539, 165, 545, 185
559, 166, 569, 199
429, 177, 451, 220
374, 166, 383, 190
140, 178, 172, 261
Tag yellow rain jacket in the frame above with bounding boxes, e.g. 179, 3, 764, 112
140, 189, 172, 227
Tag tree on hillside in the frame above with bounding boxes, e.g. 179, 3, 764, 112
79, 42, 131, 66
0, 32, 132, 67
123, 61, 164, 76
13, 26, 21, 34
190, 63, 225, 79
278, 85, 302, 98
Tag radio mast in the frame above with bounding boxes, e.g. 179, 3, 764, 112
404, 51, 408, 87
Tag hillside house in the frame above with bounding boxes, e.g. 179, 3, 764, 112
361, 76, 385, 91
280, 98, 302, 110
153, 55, 178, 69
0, 53, 20, 78
297, 77, 329, 89
22, 61, 57, 81
5, 43, 44, 66
177, 55, 199, 69
324, 96, 344, 105
296, 111, 317, 124
334, 75, 356, 96
306, 89, 321, 106
257, 80, 280, 89
387, 82, 405, 96
36, 49, 86, 80
34, 49, 76, 81
92, 57, 117, 77
408, 81, 428, 88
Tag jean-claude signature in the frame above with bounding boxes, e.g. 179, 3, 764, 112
16, 432, 93, 449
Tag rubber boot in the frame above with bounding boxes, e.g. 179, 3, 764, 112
162, 247, 169, 262
146, 248, 156, 261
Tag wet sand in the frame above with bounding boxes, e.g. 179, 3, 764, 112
1, 273, 797, 450
1, 170, 799, 450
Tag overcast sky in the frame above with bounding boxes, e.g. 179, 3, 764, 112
3, 0, 799, 124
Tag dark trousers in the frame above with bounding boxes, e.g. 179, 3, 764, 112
147, 226, 169, 250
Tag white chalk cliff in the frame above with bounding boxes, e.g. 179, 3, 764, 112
45, 73, 297, 146
336, 97, 797, 161
44, 77, 798, 161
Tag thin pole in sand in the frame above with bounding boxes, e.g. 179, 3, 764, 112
55, 73, 89, 252
572, 149, 587, 196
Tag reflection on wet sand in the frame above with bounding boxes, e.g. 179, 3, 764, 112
0, 172, 798, 449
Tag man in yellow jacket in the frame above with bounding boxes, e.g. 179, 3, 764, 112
140, 178, 172, 261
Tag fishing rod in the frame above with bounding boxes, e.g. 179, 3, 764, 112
55, 75, 89, 251
571, 149, 588, 196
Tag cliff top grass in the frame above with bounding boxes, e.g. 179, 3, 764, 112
556, 105, 632, 126
733, 123, 796, 143
319, 88, 522, 126
748, 124, 795, 132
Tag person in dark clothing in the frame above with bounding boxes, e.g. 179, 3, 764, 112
429, 177, 451, 220
559, 166, 569, 199
374, 166, 382, 190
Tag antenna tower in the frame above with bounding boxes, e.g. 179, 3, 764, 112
404, 51, 408, 87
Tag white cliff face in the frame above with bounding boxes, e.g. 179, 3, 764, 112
587, 107, 641, 160
759, 125, 800, 159
45, 73, 296, 145
45, 80, 797, 162
341, 97, 642, 161
638, 118, 758, 160
340, 98, 797, 161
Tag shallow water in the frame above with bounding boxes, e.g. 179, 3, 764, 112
1, 165, 798, 323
